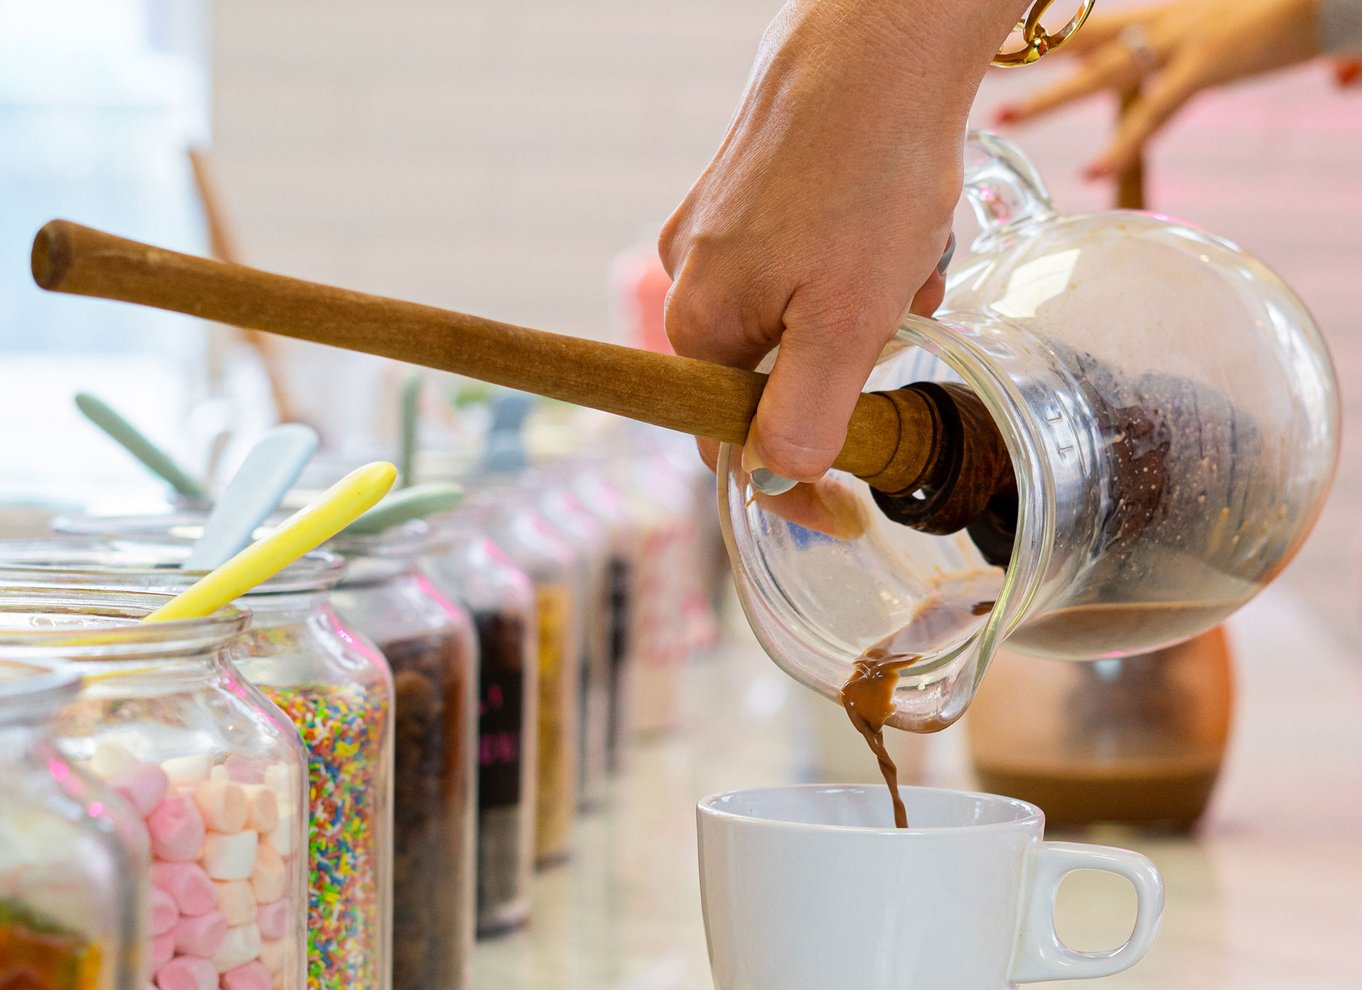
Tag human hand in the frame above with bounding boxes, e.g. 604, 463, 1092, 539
995, 0, 1325, 179
660, 0, 1027, 494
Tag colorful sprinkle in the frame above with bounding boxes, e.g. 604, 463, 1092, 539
263, 684, 390, 990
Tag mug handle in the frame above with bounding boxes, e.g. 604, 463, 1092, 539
1009, 841, 1165, 983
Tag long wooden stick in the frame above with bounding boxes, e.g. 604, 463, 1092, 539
31, 219, 946, 495
187, 147, 302, 424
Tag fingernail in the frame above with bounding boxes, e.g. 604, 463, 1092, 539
750, 467, 798, 496
742, 444, 797, 496
1081, 162, 1109, 181
994, 105, 1021, 125
937, 231, 956, 275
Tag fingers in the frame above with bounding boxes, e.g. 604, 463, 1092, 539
745, 476, 872, 541
1335, 58, 1362, 87
744, 286, 900, 483
1056, 7, 1154, 56
998, 40, 1144, 123
1086, 55, 1204, 178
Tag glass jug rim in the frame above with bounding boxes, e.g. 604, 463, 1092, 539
0, 536, 346, 595
0, 587, 248, 662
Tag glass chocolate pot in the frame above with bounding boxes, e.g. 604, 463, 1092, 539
719, 133, 1339, 731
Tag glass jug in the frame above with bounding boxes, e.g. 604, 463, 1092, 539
719, 132, 1339, 731
1, 659, 148, 990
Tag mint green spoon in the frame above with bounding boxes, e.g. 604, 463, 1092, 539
75, 392, 209, 501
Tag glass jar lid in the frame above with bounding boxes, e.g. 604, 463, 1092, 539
0, 588, 247, 663
0, 536, 346, 596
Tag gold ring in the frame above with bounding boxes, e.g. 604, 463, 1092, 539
993, 0, 1097, 67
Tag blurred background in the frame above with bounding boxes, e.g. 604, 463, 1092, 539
3, 0, 1359, 644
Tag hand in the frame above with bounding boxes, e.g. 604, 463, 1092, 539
661, 0, 1026, 492
995, 0, 1325, 179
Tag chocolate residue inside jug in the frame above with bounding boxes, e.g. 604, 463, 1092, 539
840, 653, 920, 828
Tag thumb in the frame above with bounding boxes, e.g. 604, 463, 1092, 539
743, 287, 903, 488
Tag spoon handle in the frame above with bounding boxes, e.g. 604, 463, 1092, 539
145, 461, 396, 623
35, 220, 933, 493
75, 392, 210, 501
182, 423, 319, 570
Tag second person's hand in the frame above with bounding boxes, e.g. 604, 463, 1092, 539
995, 0, 1325, 179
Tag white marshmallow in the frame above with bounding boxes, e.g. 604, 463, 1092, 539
212, 923, 262, 973
162, 754, 212, 787
202, 831, 258, 881
213, 880, 257, 926
263, 821, 295, 858
91, 741, 137, 778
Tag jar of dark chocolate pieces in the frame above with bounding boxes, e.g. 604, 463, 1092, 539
328, 522, 478, 990
422, 514, 538, 936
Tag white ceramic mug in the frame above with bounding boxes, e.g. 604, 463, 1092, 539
697, 785, 1163, 989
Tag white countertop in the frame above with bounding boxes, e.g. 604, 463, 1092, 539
474, 584, 1362, 989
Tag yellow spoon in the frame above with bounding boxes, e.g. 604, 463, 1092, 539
143, 461, 397, 623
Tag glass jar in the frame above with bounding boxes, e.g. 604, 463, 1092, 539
0, 659, 148, 990
560, 459, 638, 774
0, 537, 392, 990
452, 482, 580, 866
531, 475, 612, 809
327, 523, 477, 990
606, 428, 699, 736
0, 589, 308, 990
421, 515, 538, 937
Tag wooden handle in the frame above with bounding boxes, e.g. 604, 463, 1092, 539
32, 220, 940, 494
1115, 87, 1146, 211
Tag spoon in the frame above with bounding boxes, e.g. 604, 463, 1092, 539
181, 424, 319, 570
143, 461, 396, 622
399, 372, 421, 489
342, 482, 464, 536
75, 392, 210, 502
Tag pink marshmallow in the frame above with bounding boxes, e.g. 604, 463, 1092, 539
211, 923, 261, 973
257, 939, 286, 975
150, 887, 179, 936
213, 881, 256, 927
253, 900, 289, 941
223, 755, 266, 784
240, 786, 278, 834
150, 932, 176, 970
249, 845, 285, 904
193, 781, 248, 834
173, 911, 228, 958
156, 956, 218, 990
108, 762, 169, 817
220, 961, 270, 990
152, 862, 217, 916
202, 831, 258, 881
147, 795, 206, 862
